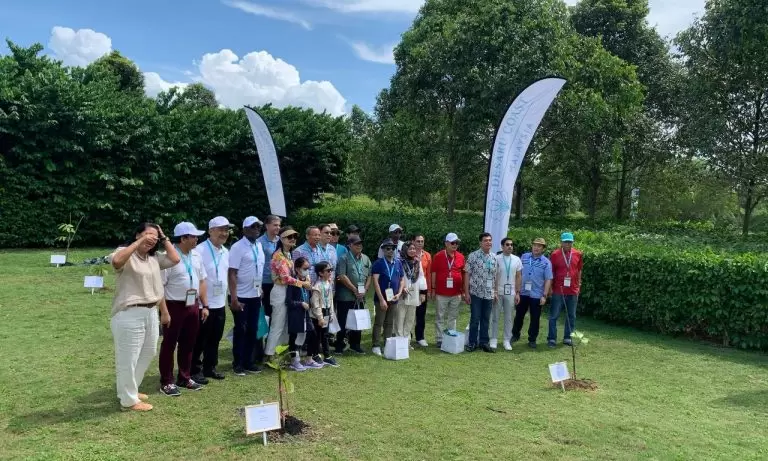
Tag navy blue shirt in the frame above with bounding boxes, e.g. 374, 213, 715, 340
371, 257, 405, 304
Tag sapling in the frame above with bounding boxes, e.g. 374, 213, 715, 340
56, 214, 85, 263
569, 330, 589, 380
266, 345, 294, 424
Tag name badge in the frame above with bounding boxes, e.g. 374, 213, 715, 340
385, 288, 395, 301
564, 277, 572, 288
357, 284, 365, 294
485, 279, 493, 289
212, 282, 224, 297
503, 284, 512, 296
446, 277, 454, 289
524, 282, 532, 292
185, 289, 197, 307
323, 315, 330, 325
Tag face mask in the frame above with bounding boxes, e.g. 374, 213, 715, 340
299, 269, 308, 278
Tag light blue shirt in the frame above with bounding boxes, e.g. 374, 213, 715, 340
520, 253, 553, 299
258, 234, 279, 285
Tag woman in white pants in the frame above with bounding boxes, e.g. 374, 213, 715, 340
110, 223, 179, 411
266, 227, 310, 362
491, 237, 522, 350
396, 242, 425, 342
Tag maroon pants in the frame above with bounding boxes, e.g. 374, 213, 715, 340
159, 300, 200, 386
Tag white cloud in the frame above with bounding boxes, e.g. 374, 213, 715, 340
303, 0, 423, 14
349, 41, 395, 64
48, 26, 112, 67
224, 0, 312, 30
149, 49, 347, 116
564, 0, 704, 38
143, 72, 188, 97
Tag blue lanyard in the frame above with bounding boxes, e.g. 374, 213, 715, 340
250, 243, 260, 274
384, 259, 396, 281
176, 246, 193, 286
205, 240, 220, 281
303, 243, 320, 265
321, 282, 330, 310
503, 255, 512, 281
300, 286, 309, 303
318, 244, 328, 261
349, 253, 364, 280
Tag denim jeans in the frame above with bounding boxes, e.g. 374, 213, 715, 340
468, 295, 493, 347
548, 294, 578, 342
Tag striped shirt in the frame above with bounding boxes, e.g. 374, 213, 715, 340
520, 253, 553, 298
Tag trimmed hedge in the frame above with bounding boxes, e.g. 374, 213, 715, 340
292, 198, 768, 350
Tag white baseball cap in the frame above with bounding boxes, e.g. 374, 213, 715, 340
208, 216, 234, 229
243, 216, 263, 228
445, 232, 460, 243
389, 224, 403, 232
173, 222, 205, 237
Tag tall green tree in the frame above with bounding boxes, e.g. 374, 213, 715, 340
676, 0, 768, 235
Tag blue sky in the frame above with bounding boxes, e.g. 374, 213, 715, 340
0, 0, 704, 115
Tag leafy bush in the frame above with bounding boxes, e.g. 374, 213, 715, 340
291, 198, 768, 350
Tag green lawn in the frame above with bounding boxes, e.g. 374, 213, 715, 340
1, 249, 767, 460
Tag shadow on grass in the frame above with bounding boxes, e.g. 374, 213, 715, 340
6, 387, 118, 434
712, 390, 768, 414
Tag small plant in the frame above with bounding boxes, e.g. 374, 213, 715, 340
90, 262, 110, 278
266, 345, 294, 424
569, 330, 589, 380
56, 214, 85, 262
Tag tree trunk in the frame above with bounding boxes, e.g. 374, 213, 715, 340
744, 94, 764, 236
586, 165, 601, 221
447, 157, 458, 219
743, 182, 754, 237
514, 180, 523, 220
615, 159, 628, 220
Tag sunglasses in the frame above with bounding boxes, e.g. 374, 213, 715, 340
330, 231, 340, 236
383, 246, 396, 251
284, 235, 297, 241
448, 242, 459, 246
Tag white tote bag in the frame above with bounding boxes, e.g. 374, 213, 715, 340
384, 336, 409, 360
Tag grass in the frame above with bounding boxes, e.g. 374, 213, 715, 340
1, 249, 768, 460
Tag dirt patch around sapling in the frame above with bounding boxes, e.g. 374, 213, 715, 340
266, 415, 320, 443
552, 378, 599, 391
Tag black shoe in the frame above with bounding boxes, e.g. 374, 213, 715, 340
481, 344, 495, 353
436, 341, 442, 348
191, 374, 210, 385
245, 365, 263, 374
528, 341, 537, 349
204, 370, 225, 380
233, 366, 247, 376
177, 379, 204, 391
350, 345, 365, 354
464, 344, 476, 352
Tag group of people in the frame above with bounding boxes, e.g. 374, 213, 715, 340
108, 216, 583, 412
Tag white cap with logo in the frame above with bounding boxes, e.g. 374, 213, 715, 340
208, 216, 234, 229
389, 224, 403, 232
243, 216, 263, 228
173, 222, 205, 237
445, 232, 460, 243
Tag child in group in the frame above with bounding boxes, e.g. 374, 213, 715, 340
310, 261, 339, 367
286, 257, 322, 371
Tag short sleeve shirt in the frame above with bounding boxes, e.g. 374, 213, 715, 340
371, 258, 404, 304
258, 234, 280, 285
162, 248, 207, 302
229, 237, 265, 298
110, 249, 175, 316
495, 253, 523, 295
293, 242, 333, 284
196, 240, 229, 309
431, 250, 465, 297
550, 248, 584, 295
336, 252, 372, 302
520, 253, 553, 299
466, 249, 498, 300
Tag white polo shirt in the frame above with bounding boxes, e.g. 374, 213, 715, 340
229, 237, 264, 298
196, 239, 229, 309
495, 253, 523, 295
162, 248, 207, 302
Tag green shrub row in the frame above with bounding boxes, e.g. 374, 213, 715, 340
291, 199, 768, 350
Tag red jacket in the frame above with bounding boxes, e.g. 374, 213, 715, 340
550, 248, 583, 295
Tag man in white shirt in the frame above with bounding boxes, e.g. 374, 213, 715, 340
159, 222, 208, 396
191, 216, 233, 383
377, 224, 405, 259
492, 237, 522, 350
228, 216, 266, 376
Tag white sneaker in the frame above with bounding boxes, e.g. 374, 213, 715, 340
489, 339, 498, 349
503, 341, 512, 351
372, 347, 382, 356
417, 339, 429, 347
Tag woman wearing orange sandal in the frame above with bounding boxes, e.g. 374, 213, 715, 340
110, 223, 179, 411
